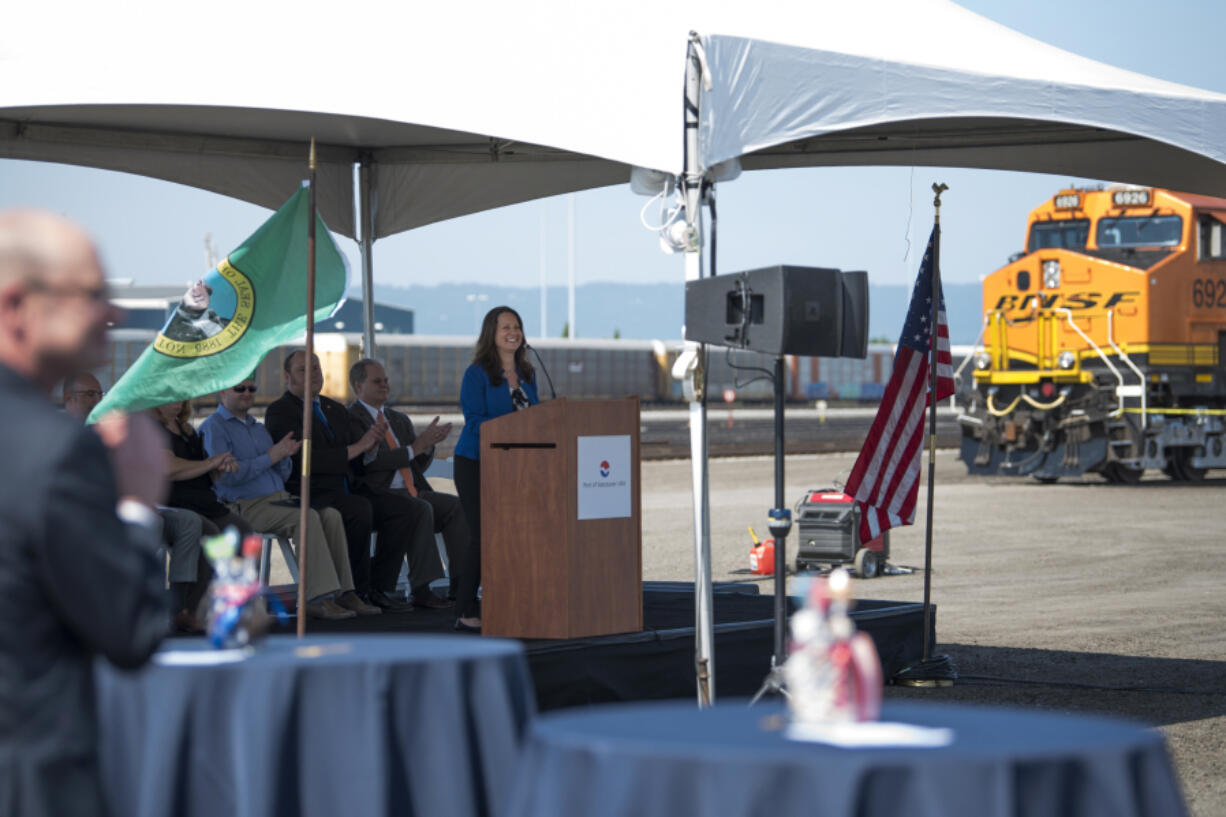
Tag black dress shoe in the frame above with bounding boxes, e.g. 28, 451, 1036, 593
412, 590, 453, 610
173, 609, 205, 634
366, 590, 414, 612
453, 618, 482, 633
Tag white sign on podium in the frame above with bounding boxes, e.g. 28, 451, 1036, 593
576, 434, 632, 520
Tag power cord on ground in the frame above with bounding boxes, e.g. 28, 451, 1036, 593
954, 674, 1226, 697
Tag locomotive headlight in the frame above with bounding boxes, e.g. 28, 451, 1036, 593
1042, 259, 1061, 289
975, 352, 991, 370
1058, 350, 1076, 369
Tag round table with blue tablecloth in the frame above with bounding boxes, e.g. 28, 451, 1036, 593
96, 634, 535, 817
502, 699, 1185, 817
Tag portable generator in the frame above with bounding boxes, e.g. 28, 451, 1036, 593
794, 489, 888, 578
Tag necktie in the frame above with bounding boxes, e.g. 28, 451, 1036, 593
312, 399, 333, 439
380, 410, 418, 497
314, 399, 348, 493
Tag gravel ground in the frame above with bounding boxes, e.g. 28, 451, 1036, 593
288, 444, 1222, 814
637, 449, 1226, 817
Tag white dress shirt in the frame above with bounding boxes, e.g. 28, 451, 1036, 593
358, 399, 407, 491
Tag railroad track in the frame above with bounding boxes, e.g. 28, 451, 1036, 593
638, 413, 961, 459
409, 405, 963, 461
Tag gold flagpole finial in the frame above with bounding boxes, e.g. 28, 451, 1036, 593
932, 182, 948, 208
309, 138, 317, 172
932, 182, 949, 225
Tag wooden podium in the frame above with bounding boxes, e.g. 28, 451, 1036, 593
480, 397, 642, 639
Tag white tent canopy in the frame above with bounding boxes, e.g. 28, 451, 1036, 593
699, 23, 1226, 193
4, 0, 1226, 244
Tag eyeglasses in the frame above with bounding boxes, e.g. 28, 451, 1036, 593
30, 281, 112, 304
70, 389, 104, 400
232, 385, 257, 394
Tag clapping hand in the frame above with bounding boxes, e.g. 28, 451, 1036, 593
94, 411, 169, 508
411, 416, 452, 456
360, 414, 389, 453
419, 416, 452, 448
267, 431, 302, 464
210, 451, 239, 474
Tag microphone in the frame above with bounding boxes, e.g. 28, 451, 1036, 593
525, 343, 557, 400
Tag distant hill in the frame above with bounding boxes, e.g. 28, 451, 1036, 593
367, 281, 984, 346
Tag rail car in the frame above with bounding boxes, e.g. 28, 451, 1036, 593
957, 186, 1226, 482
101, 330, 970, 409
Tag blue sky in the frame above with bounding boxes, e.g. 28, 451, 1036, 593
2, 0, 1224, 315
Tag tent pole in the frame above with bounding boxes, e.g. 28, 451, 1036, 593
359, 153, 377, 358
567, 193, 576, 340
682, 33, 715, 707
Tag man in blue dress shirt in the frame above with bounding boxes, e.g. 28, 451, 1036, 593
200, 377, 379, 619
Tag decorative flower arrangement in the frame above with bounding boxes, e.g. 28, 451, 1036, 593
202, 529, 284, 648
783, 568, 882, 724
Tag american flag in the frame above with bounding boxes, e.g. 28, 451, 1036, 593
844, 226, 954, 544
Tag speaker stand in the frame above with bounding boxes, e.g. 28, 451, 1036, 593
750, 356, 792, 703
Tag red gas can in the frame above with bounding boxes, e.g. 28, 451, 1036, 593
747, 526, 775, 575
749, 540, 775, 575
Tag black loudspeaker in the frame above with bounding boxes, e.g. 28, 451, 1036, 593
684, 265, 869, 358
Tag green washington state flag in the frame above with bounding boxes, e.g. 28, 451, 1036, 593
88, 186, 348, 422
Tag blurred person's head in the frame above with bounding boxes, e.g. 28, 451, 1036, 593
284, 350, 323, 399
0, 210, 122, 392
350, 359, 390, 409
62, 372, 104, 421
151, 400, 191, 432
219, 378, 258, 418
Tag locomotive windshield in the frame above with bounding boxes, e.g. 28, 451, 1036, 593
1027, 219, 1089, 252
1096, 215, 1182, 248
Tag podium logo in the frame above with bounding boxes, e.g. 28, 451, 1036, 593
599, 460, 611, 478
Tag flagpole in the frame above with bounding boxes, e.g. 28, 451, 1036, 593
921, 183, 947, 662
296, 139, 318, 639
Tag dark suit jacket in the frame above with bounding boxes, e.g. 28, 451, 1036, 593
0, 364, 167, 817
347, 402, 434, 495
265, 391, 361, 499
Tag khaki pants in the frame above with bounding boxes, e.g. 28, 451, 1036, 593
230, 491, 354, 602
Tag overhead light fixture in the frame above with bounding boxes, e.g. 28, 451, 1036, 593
660, 212, 697, 254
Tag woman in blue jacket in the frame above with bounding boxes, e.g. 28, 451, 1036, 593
453, 306, 540, 631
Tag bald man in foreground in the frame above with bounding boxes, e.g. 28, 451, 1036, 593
0, 210, 170, 817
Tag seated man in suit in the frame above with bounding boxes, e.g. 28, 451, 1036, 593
347, 358, 471, 606
0, 209, 169, 817
267, 351, 449, 611
201, 377, 377, 620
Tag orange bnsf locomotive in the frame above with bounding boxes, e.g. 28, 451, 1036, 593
958, 186, 1226, 483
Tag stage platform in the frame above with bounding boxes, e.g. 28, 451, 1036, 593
272, 582, 931, 710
